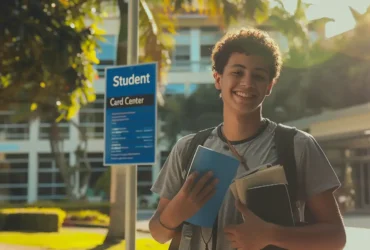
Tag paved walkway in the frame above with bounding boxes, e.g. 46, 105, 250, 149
1, 215, 370, 250
0, 244, 43, 250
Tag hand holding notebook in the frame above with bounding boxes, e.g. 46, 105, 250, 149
185, 145, 240, 228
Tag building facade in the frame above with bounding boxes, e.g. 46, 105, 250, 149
287, 103, 370, 213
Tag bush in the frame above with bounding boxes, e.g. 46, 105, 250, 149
0, 201, 111, 215
4, 213, 59, 232
64, 210, 109, 227
0, 208, 66, 232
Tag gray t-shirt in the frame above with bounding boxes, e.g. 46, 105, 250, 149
151, 119, 341, 250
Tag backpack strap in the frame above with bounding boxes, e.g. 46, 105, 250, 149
180, 127, 215, 183
274, 123, 316, 225
274, 123, 299, 218
169, 127, 214, 250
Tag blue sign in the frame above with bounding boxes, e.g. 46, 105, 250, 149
104, 62, 157, 165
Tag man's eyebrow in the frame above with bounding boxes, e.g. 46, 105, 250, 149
231, 64, 246, 69
255, 67, 269, 74
231, 64, 268, 74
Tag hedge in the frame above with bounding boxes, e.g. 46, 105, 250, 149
63, 210, 109, 228
0, 201, 111, 215
0, 208, 66, 232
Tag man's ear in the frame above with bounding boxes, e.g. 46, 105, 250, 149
266, 80, 276, 96
214, 72, 221, 90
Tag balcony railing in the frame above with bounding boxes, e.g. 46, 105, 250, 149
39, 123, 70, 140
95, 60, 115, 78
0, 124, 30, 140
79, 122, 104, 139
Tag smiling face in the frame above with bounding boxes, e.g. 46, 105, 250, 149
214, 52, 274, 116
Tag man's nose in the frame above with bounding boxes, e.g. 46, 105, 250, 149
240, 73, 253, 86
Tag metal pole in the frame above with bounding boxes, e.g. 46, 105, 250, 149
126, 0, 139, 249
127, 0, 139, 65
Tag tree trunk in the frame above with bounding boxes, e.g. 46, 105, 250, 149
70, 120, 92, 199
49, 120, 92, 200
104, 0, 129, 243
50, 122, 75, 199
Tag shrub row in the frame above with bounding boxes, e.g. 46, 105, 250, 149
0, 201, 111, 215
0, 208, 66, 232
63, 210, 109, 227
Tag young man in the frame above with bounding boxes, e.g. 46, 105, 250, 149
149, 28, 347, 250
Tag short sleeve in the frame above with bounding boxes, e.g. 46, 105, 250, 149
150, 134, 193, 200
294, 131, 341, 201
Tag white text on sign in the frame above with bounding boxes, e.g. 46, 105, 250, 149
110, 97, 144, 106
113, 73, 151, 87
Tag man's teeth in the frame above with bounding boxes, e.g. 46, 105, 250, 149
235, 92, 254, 98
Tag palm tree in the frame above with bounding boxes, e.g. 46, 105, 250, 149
262, 0, 336, 122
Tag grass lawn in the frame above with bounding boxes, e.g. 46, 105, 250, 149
0, 229, 169, 250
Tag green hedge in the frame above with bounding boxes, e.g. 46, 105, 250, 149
0, 201, 111, 215
0, 213, 59, 232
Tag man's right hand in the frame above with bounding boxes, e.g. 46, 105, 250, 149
150, 171, 219, 243
160, 171, 219, 227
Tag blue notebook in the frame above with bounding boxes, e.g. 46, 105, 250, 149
185, 145, 240, 228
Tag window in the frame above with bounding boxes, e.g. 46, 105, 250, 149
200, 26, 220, 32
95, 35, 117, 78
37, 153, 69, 200
137, 164, 153, 196
173, 45, 190, 62
160, 151, 170, 168
164, 84, 185, 96
39, 118, 69, 140
0, 153, 29, 202
138, 184, 152, 196
0, 111, 30, 140
170, 45, 191, 71
138, 165, 152, 182
79, 94, 104, 139
200, 45, 213, 58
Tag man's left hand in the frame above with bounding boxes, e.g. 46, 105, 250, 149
224, 199, 276, 250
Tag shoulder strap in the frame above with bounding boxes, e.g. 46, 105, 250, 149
274, 123, 298, 210
274, 123, 316, 224
181, 127, 215, 182
169, 127, 214, 250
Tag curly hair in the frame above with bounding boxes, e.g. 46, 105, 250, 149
211, 28, 282, 82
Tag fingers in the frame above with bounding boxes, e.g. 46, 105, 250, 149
182, 171, 198, 193
181, 171, 218, 208
225, 233, 241, 249
191, 171, 214, 196
197, 177, 219, 201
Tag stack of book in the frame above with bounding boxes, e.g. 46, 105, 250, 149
230, 164, 296, 227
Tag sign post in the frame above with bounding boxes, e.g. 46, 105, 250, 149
104, 1, 153, 250
104, 62, 157, 249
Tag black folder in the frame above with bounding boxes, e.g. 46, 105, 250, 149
246, 183, 295, 250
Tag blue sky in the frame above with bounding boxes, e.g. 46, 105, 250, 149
282, 0, 369, 37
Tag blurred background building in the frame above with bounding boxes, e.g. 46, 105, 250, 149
0, 4, 369, 214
